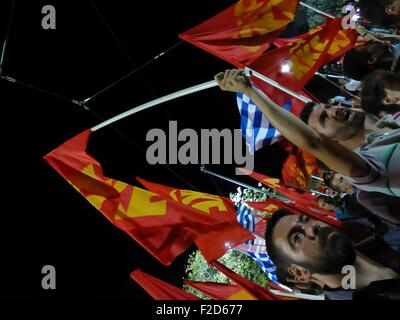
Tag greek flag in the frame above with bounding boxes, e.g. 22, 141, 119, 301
236, 203, 256, 245
242, 250, 292, 291
237, 92, 291, 154
246, 251, 279, 284
236, 203, 255, 232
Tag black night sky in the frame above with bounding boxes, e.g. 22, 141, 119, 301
0, 0, 339, 301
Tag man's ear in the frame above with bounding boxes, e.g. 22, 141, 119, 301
385, 3, 400, 15
367, 56, 378, 65
286, 264, 311, 284
383, 96, 394, 105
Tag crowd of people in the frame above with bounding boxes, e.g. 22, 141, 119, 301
215, 0, 400, 300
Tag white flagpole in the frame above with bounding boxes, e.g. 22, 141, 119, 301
270, 289, 326, 300
299, 2, 336, 19
91, 80, 218, 131
92, 64, 314, 132
244, 67, 313, 104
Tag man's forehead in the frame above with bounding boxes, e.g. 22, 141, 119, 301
272, 214, 297, 247
307, 103, 324, 126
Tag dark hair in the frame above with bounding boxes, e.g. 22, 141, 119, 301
299, 101, 317, 124
343, 47, 374, 81
316, 195, 342, 208
361, 70, 400, 115
265, 208, 325, 295
359, 0, 400, 26
265, 208, 293, 285
322, 171, 338, 191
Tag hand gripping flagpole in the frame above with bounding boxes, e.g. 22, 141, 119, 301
91, 80, 218, 132
92, 66, 315, 132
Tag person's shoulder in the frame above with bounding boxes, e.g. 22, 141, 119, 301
353, 279, 400, 300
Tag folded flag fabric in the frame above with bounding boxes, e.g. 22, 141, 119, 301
249, 18, 342, 96
281, 147, 320, 188
136, 177, 254, 262
44, 129, 253, 265
273, 24, 358, 66
209, 260, 280, 300
179, 0, 300, 67
239, 168, 337, 219
184, 280, 255, 300
237, 92, 292, 153
131, 269, 202, 300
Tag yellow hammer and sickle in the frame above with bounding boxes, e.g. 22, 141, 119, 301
169, 190, 228, 214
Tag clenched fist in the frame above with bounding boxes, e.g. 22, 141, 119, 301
214, 69, 252, 94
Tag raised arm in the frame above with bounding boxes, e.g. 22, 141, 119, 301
215, 69, 370, 178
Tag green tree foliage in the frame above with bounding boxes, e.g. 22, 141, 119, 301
183, 187, 272, 299
183, 249, 269, 299
302, 0, 343, 28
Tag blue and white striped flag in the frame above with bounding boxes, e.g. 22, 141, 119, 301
236, 203, 256, 245
236, 92, 291, 154
236, 203, 255, 233
236, 247, 292, 291
246, 251, 280, 286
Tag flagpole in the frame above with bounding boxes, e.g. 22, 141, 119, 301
0, 0, 17, 76
316, 72, 360, 100
200, 166, 290, 203
91, 80, 218, 131
80, 41, 184, 106
311, 174, 323, 181
299, 2, 336, 19
244, 67, 313, 103
269, 289, 325, 300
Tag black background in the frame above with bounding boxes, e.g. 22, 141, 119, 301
0, 0, 335, 302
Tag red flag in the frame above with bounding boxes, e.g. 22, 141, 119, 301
246, 197, 281, 216
137, 177, 254, 262
179, 0, 300, 67
240, 168, 346, 230
281, 147, 320, 188
273, 23, 357, 65
248, 18, 343, 112
44, 130, 253, 265
248, 196, 344, 231
210, 260, 280, 300
184, 281, 255, 300
131, 269, 202, 300
239, 168, 335, 217
137, 177, 238, 221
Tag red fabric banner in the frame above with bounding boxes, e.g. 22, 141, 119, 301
179, 0, 300, 67
44, 130, 253, 265
184, 280, 255, 300
248, 18, 343, 110
210, 260, 280, 300
131, 269, 202, 300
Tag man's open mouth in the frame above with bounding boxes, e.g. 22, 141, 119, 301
336, 108, 352, 122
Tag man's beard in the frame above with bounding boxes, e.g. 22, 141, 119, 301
306, 227, 356, 275
350, 110, 366, 130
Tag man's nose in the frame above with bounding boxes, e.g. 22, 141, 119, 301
304, 221, 320, 239
326, 106, 338, 118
